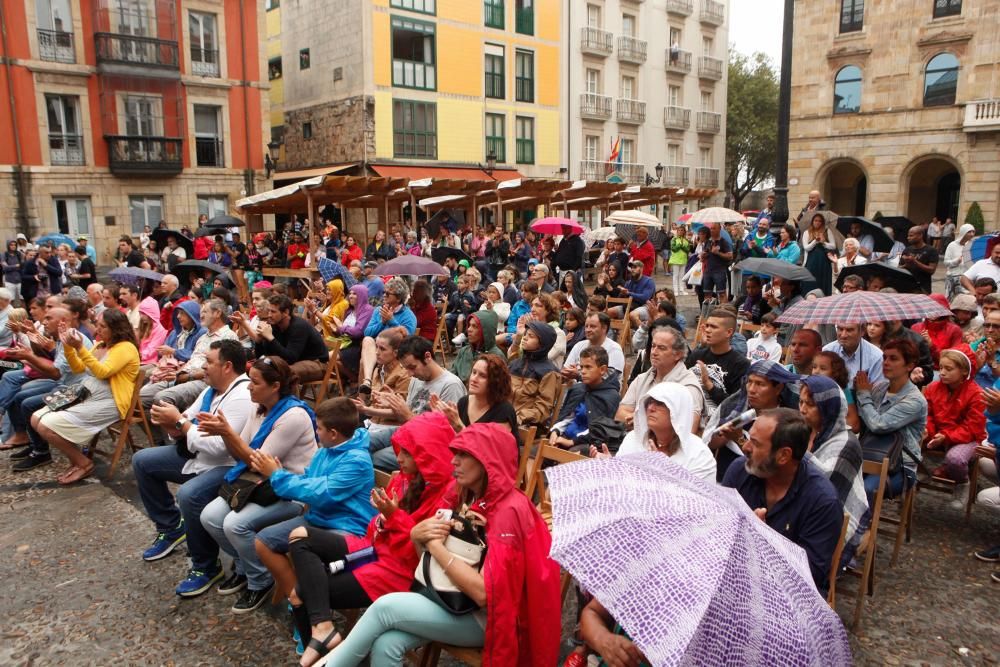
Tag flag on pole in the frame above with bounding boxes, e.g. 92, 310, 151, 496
607, 137, 621, 175
318, 255, 357, 288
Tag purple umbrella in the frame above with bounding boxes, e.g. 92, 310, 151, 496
547, 453, 852, 667
372, 255, 448, 277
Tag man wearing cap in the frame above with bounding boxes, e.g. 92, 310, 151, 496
952, 294, 983, 342
75, 236, 97, 265
628, 227, 656, 277
362, 260, 385, 302
609, 259, 655, 318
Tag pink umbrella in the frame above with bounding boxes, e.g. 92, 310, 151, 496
530, 217, 585, 236
677, 213, 692, 224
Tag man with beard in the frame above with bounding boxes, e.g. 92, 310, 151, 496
721, 408, 843, 594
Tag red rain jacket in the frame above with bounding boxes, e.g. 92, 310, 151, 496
445, 423, 561, 667
345, 413, 456, 601
193, 235, 213, 260
925, 378, 986, 447
628, 239, 655, 277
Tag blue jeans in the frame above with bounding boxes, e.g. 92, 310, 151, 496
0, 370, 32, 410
864, 465, 917, 505
368, 426, 400, 473
10, 378, 58, 432
22, 385, 61, 455
131, 445, 232, 573
200, 496, 303, 590
325, 592, 484, 667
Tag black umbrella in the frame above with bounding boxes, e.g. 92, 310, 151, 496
173, 260, 228, 286
424, 210, 460, 240
194, 226, 228, 239
108, 266, 166, 284
835, 263, 919, 294
151, 228, 193, 256
836, 216, 894, 253
736, 258, 815, 283
431, 246, 472, 265
206, 214, 244, 228
877, 216, 915, 242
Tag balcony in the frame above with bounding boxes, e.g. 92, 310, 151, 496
963, 99, 1000, 133
106, 135, 183, 175
696, 111, 722, 134
195, 137, 224, 167
665, 48, 692, 74
37, 28, 75, 63
698, 56, 724, 81
663, 105, 691, 130
95, 33, 180, 72
700, 0, 725, 26
665, 0, 693, 16
617, 36, 647, 64
580, 27, 613, 56
616, 99, 646, 124
580, 93, 612, 120
190, 48, 220, 77
661, 165, 689, 186
580, 160, 644, 185
48, 134, 85, 166
695, 167, 719, 187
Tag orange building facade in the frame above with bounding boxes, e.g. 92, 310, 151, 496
0, 0, 269, 260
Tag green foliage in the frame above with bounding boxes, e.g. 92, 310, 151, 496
966, 201, 985, 234
725, 52, 779, 210
872, 211, 883, 220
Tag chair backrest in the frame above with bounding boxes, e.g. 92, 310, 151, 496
546, 382, 567, 432
432, 301, 448, 365
311, 339, 344, 404
862, 457, 890, 552
619, 361, 632, 398
516, 425, 537, 490
126, 367, 148, 422
740, 321, 761, 336
525, 443, 589, 502
826, 513, 851, 607
605, 295, 632, 311
375, 469, 393, 490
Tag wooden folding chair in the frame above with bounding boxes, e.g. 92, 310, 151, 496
86, 368, 154, 480
878, 470, 917, 567
919, 445, 979, 519
620, 361, 632, 399
826, 514, 851, 608
431, 302, 449, 366
516, 425, 537, 491
606, 296, 632, 352
299, 340, 345, 406
739, 321, 761, 336
375, 469, 393, 490
524, 443, 590, 519
834, 457, 890, 630
544, 382, 567, 434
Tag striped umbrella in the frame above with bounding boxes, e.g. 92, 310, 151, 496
775, 291, 951, 325
687, 206, 745, 225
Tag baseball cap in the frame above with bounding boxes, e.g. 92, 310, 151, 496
950, 294, 978, 313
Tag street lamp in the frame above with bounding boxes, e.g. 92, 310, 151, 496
771, 0, 796, 229
655, 162, 664, 182
264, 139, 281, 178
485, 150, 497, 176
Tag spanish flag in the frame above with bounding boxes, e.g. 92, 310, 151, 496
607, 136, 620, 175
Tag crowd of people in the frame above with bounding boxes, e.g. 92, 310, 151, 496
1, 200, 999, 666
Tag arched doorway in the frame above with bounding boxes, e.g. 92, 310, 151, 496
905, 157, 961, 224
822, 161, 868, 215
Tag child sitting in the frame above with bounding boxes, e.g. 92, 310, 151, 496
549, 346, 622, 454
509, 321, 561, 428
746, 312, 783, 363
923, 348, 986, 486
478, 281, 511, 333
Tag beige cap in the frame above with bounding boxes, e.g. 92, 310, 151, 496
950, 293, 978, 313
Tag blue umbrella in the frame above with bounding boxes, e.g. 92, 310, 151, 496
970, 233, 1000, 261
317, 256, 357, 288
35, 233, 77, 249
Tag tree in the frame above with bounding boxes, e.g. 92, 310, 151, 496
966, 201, 985, 234
725, 52, 779, 210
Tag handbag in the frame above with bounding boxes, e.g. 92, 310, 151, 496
42, 384, 90, 412
415, 509, 487, 615
860, 431, 903, 472
218, 471, 279, 512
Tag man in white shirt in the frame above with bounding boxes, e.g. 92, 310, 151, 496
562, 312, 625, 379
823, 322, 884, 385
133, 339, 254, 597
120, 283, 142, 330
961, 244, 1000, 294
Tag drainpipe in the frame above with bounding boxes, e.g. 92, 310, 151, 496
564, 0, 571, 182
238, 0, 255, 198
0, 1, 31, 236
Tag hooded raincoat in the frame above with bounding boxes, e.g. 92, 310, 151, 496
445, 424, 561, 667
509, 321, 562, 427
138, 297, 169, 365
337, 284, 375, 348
479, 281, 511, 330
912, 294, 965, 369
451, 310, 504, 383
164, 300, 206, 363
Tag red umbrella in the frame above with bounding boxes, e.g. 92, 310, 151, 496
530, 217, 585, 236
775, 291, 952, 325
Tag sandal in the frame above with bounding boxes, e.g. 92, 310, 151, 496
57, 463, 95, 486
300, 629, 341, 667
0, 440, 29, 451
291, 604, 312, 649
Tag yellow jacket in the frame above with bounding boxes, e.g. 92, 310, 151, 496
66, 341, 140, 418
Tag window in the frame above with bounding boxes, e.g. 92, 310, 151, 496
666, 144, 680, 164
45, 94, 84, 166
924, 52, 959, 106
700, 146, 712, 167
669, 27, 682, 47
189, 11, 219, 76
303, 121, 312, 139
123, 94, 161, 136
130, 195, 163, 234
584, 135, 600, 161
390, 0, 435, 14
36, 0, 75, 63
700, 90, 713, 110
485, 113, 505, 163
515, 50, 534, 102
515, 116, 534, 164
194, 104, 223, 167
620, 76, 635, 99
933, 0, 961, 18
271, 125, 284, 146
54, 197, 91, 237
840, 0, 863, 33
833, 65, 862, 114
197, 195, 228, 220
299, 48, 310, 69
485, 0, 504, 29
393, 100, 437, 158
667, 85, 681, 106
515, 0, 533, 35
702, 36, 713, 55
621, 138, 634, 164
268, 57, 282, 80
622, 14, 636, 37
485, 46, 505, 99
265, 0, 279, 9
587, 4, 601, 28
392, 17, 436, 90
585, 68, 600, 93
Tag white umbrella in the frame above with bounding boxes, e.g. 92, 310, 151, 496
606, 210, 661, 227
687, 206, 746, 225
585, 226, 620, 245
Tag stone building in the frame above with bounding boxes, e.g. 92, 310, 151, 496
0, 0, 270, 261
787, 0, 1000, 229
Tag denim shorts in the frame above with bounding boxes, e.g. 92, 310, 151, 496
256, 515, 351, 553
702, 271, 728, 294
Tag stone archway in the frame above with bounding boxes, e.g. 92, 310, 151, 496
820, 160, 868, 216
904, 156, 961, 225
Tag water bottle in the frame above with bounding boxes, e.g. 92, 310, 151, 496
727, 409, 757, 429
328, 546, 377, 575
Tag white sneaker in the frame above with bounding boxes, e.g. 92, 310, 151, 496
950, 483, 969, 510
451, 333, 467, 346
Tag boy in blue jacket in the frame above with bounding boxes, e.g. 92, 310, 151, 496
252, 397, 376, 598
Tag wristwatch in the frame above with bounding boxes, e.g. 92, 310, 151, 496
175, 417, 189, 432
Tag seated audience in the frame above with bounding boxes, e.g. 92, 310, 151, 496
352, 328, 411, 438
509, 292, 567, 367
746, 312, 783, 362
733, 275, 771, 324
911, 294, 964, 369
550, 347, 622, 454
562, 307, 587, 356
618, 325, 702, 432
450, 310, 503, 384
785, 328, 823, 377
409, 280, 438, 341
722, 408, 844, 593
822, 322, 884, 385
239, 294, 329, 384
498, 281, 538, 349
325, 284, 373, 381
478, 281, 511, 333
686, 308, 751, 423
509, 321, 561, 429
446, 274, 481, 344
923, 348, 985, 485
811, 351, 862, 433
561, 312, 625, 381
364, 277, 416, 339
437, 355, 518, 440
137, 297, 168, 368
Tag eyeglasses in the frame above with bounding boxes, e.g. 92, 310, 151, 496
983, 323, 1000, 329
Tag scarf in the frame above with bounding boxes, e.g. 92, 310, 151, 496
721, 359, 801, 424
224, 394, 316, 483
